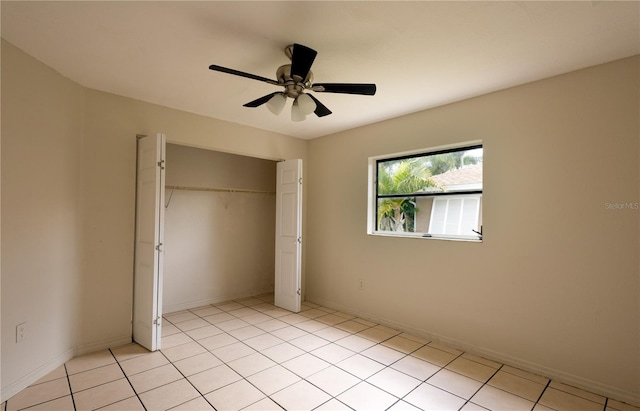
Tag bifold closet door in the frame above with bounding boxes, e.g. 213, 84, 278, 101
275, 159, 303, 313
133, 133, 166, 351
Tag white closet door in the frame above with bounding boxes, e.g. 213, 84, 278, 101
133, 133, 165, 351
275, 159, 302, 313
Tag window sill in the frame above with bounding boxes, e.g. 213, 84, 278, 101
369, 231, 482, 242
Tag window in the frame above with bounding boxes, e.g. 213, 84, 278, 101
368, 142, 483, 241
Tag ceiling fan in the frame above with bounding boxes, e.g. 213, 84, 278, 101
209, 43, 376, 122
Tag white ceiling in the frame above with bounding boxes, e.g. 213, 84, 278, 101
2, 1, 639, 139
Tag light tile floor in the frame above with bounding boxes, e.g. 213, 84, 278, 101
3, 294, 639, 411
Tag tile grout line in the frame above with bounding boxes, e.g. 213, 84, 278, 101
535, 382, 610, 411
499, 365, 549, 386
155, 349, 217, 411
378, 344, 464, 409
457, 363, 503, 411
4, 382, 71, 411
384, 398, 402, 411
164, 302, 314, 410
533, 378, 552, 410
191, 300, 397, 410
163, 313, 532, 411
63, 364, 77, 411
233, 301, 318, 409
364, 338, 432, 401
162, 315, 250, 407
108, 348, 148, 411
384, 342, 508, 410
328, 338, 419, 396
304, 373, 360, 409
429, 345, 540, 408
151, 301, 470, 410
199, 301, 339, 410
228, 305, 339, 409
182, 301, 469, 410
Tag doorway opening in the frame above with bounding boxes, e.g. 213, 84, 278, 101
162, 143, 278, 314
134, 135, 303, 351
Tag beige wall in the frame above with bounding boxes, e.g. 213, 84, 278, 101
163, 144, 276, 312
0, 40, 307, 401
306, 56, 639, 403
1, 40, 84, 399
166, 144, 277, 190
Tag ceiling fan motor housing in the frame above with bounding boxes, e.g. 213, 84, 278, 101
276, 64, 313, 99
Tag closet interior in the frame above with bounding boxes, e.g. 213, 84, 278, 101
162, 143, 277, 314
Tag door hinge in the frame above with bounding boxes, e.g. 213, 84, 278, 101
153, 317, 162, 326
298, 177, 302, 185
155, 243, 163, 252
297, 288, 301, 296
297, 237, 302, 244
157, 160, 165, 170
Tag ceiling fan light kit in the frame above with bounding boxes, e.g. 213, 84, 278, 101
209, 43, 376, 121
296, 94, 316, 115
291, 99, 306, 122
266, 93, 287, 115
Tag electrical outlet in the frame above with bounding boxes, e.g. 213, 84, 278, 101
16, 322, 26, 343
358, 279, 366, 291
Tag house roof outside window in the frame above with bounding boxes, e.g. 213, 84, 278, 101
424, 163, 483, 192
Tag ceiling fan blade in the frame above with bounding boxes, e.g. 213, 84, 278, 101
307, 94, 332, 117
312, 83, 377, 96
209, 64, 279, 86
243, 92, 282, 108
290, 44, 317, 81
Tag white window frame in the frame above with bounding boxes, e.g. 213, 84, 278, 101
367, 141, 483, 242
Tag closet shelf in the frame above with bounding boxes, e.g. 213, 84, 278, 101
165, 185, 275, 195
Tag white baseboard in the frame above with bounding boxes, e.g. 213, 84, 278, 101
164, 289, 273, 314
164, 297, 220, 314
76, 334, 132, 356
306, 296, 640, 407
1, 347, 75, 403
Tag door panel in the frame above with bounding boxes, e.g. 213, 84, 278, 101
275, 159, 302, 313
133, 133, 165, 351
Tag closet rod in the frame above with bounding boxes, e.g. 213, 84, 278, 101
165, 185, 275, 195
